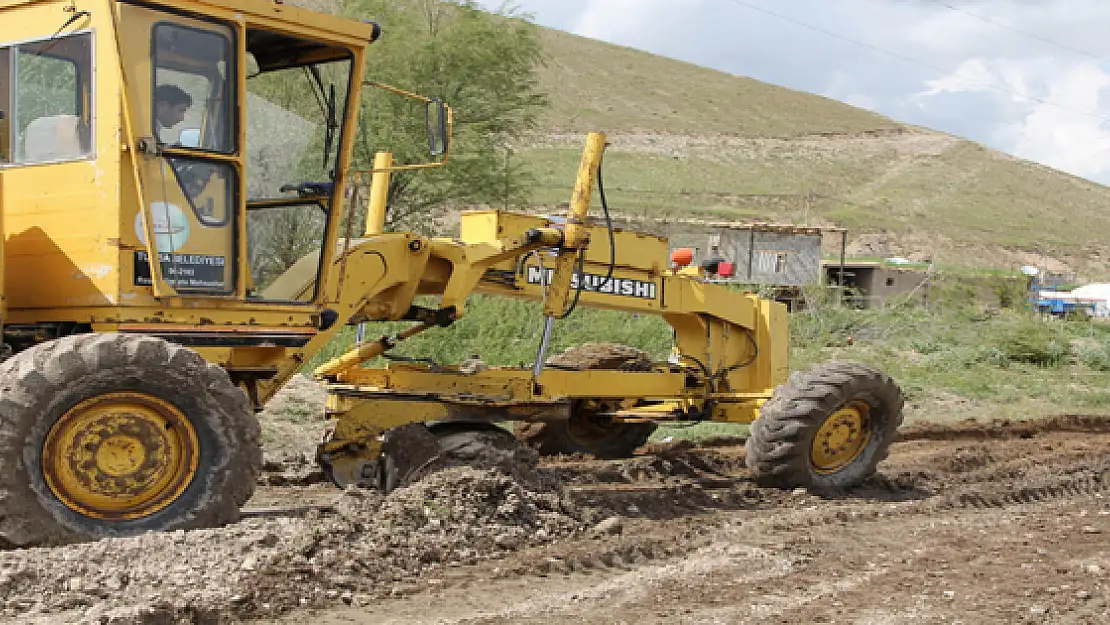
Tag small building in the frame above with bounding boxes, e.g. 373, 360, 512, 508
607, 216, 843, 286
672, 224, 828, 287
823, 260, 931, 308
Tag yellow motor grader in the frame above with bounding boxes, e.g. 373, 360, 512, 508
0, 0, 904, 547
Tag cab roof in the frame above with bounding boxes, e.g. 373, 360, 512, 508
0, 0, 380, 44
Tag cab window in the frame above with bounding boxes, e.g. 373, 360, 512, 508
0, 31, 94, 166
151, 21, 236, 228
152, 23, 233, 153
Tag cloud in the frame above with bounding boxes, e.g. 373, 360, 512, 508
911, 53, 1110, 180
995, 64, 1110, 180
824, 70, 879, 111
571, 0, 707, 41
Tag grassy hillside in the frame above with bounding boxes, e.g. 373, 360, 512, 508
529, 30, 899, 137
518, 28, 1110, 278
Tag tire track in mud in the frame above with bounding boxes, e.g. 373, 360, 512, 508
540, 416, 1110, 535
286, 418, 1110, 625
500, 451, 1110, 585
662, 414, 1110, 451
749, 454, 1110, 534
315, 421, 1110, 625
896, 414, 1110, 442
349, 417, 1110, 581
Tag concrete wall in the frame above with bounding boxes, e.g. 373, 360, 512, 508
863, 267, 926, 306
824, 264, 928, 308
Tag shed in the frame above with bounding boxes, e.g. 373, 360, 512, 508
823, 260, 930, 308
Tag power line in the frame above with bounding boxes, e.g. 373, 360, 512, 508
928, 0, 1100, 61
720, 0, 1110, 124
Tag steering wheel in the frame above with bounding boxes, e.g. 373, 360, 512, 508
279, 181, 334, 197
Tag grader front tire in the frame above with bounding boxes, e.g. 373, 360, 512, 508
746, 360, 904, 494
0, 333, 261, 547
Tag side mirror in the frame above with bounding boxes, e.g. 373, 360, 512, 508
361, 80, 453, 171
178, 128, 201, 148
426, 99, 448, 157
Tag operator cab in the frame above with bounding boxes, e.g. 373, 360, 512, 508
117, 2, 357, 303
0, 0, 446, 325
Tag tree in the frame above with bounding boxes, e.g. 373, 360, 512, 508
341, 0, 548, 233
241, 0, 547, 288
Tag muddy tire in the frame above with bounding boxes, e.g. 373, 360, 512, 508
0, 333, 261, 547
428, 422, 530, 476
746, 360, 904, 494
514, 343, 657, 459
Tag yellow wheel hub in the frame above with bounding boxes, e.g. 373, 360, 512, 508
42, 392, 199, 521
810, 401, 872, 474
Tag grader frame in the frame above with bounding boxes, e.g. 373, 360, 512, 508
0, 0, 903, 547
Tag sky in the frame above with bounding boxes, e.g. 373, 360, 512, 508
474, 0, 1110, 184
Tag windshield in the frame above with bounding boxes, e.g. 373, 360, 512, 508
245, 55, 352, 200
1, 31, 94, 166
117, 4, 240, 295
242, 39, 353, 302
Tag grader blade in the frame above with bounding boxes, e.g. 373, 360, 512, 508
379, 423, 540, 492
379, 424, 445, 492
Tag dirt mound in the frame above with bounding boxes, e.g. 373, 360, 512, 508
548, 448, 748, 488
0, 464, 597, 624
546, 343, 653, 371
936, 444, 995, 473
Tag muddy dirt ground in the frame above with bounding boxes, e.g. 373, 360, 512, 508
2, 401, 1109, 623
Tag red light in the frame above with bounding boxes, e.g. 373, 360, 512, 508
670, 248, 694, 268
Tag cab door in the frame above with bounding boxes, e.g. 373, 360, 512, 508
118, 4, 240, 295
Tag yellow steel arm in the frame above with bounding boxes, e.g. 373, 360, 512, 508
543, 132, 605, 318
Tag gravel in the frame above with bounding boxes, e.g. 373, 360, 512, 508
0, 460, 597, 624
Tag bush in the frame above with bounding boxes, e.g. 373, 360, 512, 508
987, 318, 1071, 367
1077, 343, 1110, 372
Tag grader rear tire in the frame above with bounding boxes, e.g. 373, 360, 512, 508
514, 343, 657, 459
746, 360, 904, 494
0, 333, 261, 547
514, 416, 657, 459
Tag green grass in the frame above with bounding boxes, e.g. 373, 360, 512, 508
519, 144, 890, 223
788, 301, 1110, 423
307, 295, 674, 372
